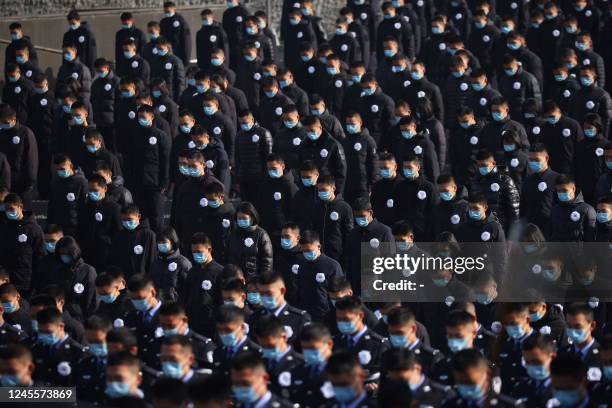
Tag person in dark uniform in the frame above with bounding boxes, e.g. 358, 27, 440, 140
0, 193, 45, 294
326, 350, 379, 407
549, 175, 597, 242
213, 305, 261, 377
0, 305, 28, 347
160, 1, 192, 66
549, 353, 596, 408
197, 9, 230, 71
509, 333, 555, 408
253, 315, 304, 399
94, 272, 134, 327
0, 104, 38, 208
157, 336, 208, 387
116, 38, 151, 85
333, 295, 389, 379
62, 10, 97, 70
47, 154, 88, 237
104, 351, 149, 401
3, 63, 33, 126
249, 272, 311, 346
0, 283, 31, 335
123, 274, 163, 354
441, 349, 522, 407
30, 307, 85, 386
76, 315, 113, 404
115, 12, 146, 64
0, 343, 40, 387
559, 303, 602, 375
145, 302, 216, 372
5, 22, 38, 70
382, 348, 454, 407
150, 36, 185, 102
385, 306, 443, 375
110, 205, 157, 280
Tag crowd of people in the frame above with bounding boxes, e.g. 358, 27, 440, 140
1, 0, 612, 406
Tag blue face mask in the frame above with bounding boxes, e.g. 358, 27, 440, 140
403, 168, 416, 179
100, 293, 118, 304
61, 254, 72, 264
326, 67, 338, 76
180, 124, 192, 134
380, 168, 392, 179
503, 144, 516, 152
122, 220, 138, 231
220, 331, 239, 347
300, 54, 312, 62
310, 109, 322, 117
208, 199, 221, 208
237, 219, 251, 229
528, 161, 543, 172
46, 242, 56, 253
575, 42, 587, 51
179, 165, 190, 176
391, 65, 405, 73
456, 384, 485, 401
542, 269, 557, 281
105, 382, 131, 398
554, 74, 567, 82
89, 343, 108, 357
247, 292, 261, 305
475, 292, 493, 305
597, 212, 610, 223
120, 90, 133, 98
448, 338, 469, 352
152, 90, 162, 99
1, 301, 16, 314
401, 130, 415, 140
138, 118, 151, 127
64, 52, 75, 62
302, 178, 314, 187
504, 68, 517, 76
233, 386, 258, 404
268, 169, 283, 178
281, 238, 294, 250
552, 389, 581, 407
0, 375, 20, 387
566, 328, 588, 344
57, 169, 71, 179
264, 90, 277, 98
333, 386, 357, 403
35, 87, 46, 94
284, 120, 297, 129
318, 190, 331, 201
580, 77, 594, 87
279, 80, 290, 89
459, 121, 471, 129
505, 324, 525, 339
389, 335, 409, 348
62, 104, 72, 114
471, 82, 483, 91
492, 112, 505, 122
303, 251, 318, 261
89, 191, 102, 202
211, 57, 223, 66
157, 49, 168, 57
38, 332, 60, 346
337, 321, 357, 335
131, 298, 150, 312
362, 87, 375, 96
244, 54, 256, 62
6, 210, 19, 220
157, 242, 172, 254
584, 128, 596, 138
203, 106, 215, 116
355, 217, 369, 227
507, 42, 520, 51
193, 252, 208, 264
123, 50, 135, 59
10, 32, 21, 41
410, 71, 423, 81
240, 123, 253, 131
346, 124, 359, 134
245, 27, 257, 35
73, 116, 84, 125
196, 84, 208, 94
440, 191, 454, 202
261, 295, 279, 310
396, 241, 412, 251
303, 349, 325, 366
557, 192, 571, 202
451, 70, 464, 78
475, 21, 486, 29
432, 26, 442, 34
433, 278, 450, 287
529, 310, 543, 322
262, 347, 282, 361
478, 166, 492, 176
187, 78, 196, 87
162, 361, 183, 378
501, 26, 512, 34
7, 75, 19, 83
